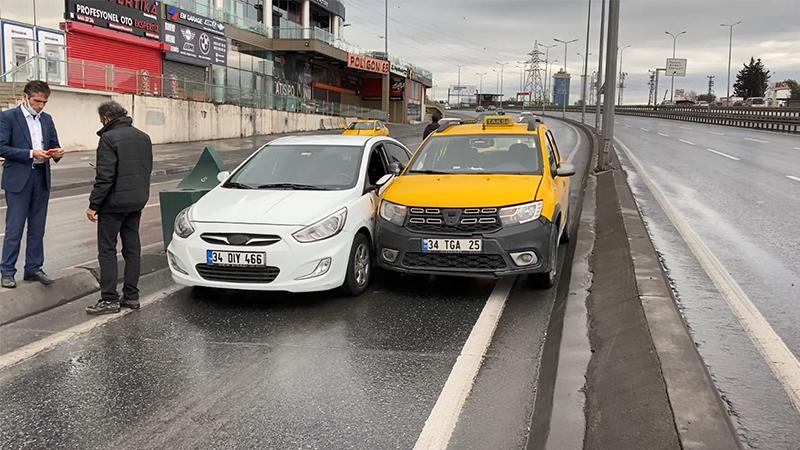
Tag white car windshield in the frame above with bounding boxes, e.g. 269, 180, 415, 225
407, 135, 542, 175
225, 145, 365, 190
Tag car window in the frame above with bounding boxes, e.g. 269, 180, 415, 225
349, 122, 375, 130
366, 145, 390, 186
407, 134, 542, 175
544, 133, 558, 177
546, 131, 562, 163
385, 142, 411, 166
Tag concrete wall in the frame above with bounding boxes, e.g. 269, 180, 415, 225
31, 87, 352, 151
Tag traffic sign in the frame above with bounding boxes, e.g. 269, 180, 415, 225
666, 58, 687, 77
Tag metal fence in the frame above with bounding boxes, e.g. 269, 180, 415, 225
558, 105, 800, 134
3, 56, 387, 120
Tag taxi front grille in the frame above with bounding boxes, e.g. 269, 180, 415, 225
195, 264, 280, 283
405, 208, 502, 234
402, 253, 507, 270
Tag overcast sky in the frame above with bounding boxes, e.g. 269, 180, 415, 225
343, 0, 800, 104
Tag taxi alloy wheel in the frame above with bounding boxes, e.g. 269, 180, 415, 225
341, 233, 372, 296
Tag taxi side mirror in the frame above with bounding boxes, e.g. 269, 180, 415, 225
556, 163, 576, 177
216, 171, 230, 183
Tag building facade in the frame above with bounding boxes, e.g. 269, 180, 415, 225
552, 70, 571, 107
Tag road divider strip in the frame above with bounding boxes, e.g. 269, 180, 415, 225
617, 137, 800, 414
657, 132, 671, 137
786, 175, 800, 183
640, 127, 650, 132
413, 276, 515, 450
708, 131, 725, 136
679, 139, 696, 146
705, 148, 740, 161
744, 137, 770, 144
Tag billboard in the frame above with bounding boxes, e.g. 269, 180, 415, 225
65, 0, 162, 40
347, 53, 389, 75
163, 5, 227, 66
666, 58, 687, 77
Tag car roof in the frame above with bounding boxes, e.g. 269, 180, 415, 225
436, 122, 542, 137
269, 135, 377, 146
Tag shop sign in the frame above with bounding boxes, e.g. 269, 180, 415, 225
347, 53, 389, 75
390, 62, 409, 78
163, 5, 226, 66
66, 0, 162, 40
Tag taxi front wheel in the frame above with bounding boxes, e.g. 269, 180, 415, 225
528, 230, 558, 289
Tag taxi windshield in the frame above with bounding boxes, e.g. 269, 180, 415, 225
407, 135, 542, 175
225, 145, 364, 190
348, 122, 375, 130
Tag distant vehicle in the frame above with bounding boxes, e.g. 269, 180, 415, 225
744, 97, 767, 107
517, 111, 537, 122
488, 105, 497, 111
476, 105, 485, 112
696, 101, 710, 107
342, 120, 390, 137
660, 100, 676, 107
444, 104, 452, 110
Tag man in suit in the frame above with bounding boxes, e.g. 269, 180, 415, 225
0, 80, 63, 288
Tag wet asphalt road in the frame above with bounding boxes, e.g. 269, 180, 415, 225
566, 112, 800, 449
0, 119, 590, 449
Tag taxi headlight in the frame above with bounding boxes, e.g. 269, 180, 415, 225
293, 208, 347, 243
499, 201, 543, 225
379, 201, 407, 226
174, 207, 195, 239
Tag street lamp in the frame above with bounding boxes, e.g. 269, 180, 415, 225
617, 44, 631, 104
475, 72, 487, 107
665, 30, 687, 101
539, 43, 557, 105
492, 68, 500, 106
455, 64, 465, 107
720, 21, 742, 106
554, 38, 578, 118
496, 62, 509, 107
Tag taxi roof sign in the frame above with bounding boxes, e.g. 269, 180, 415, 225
482, 115, 514, 127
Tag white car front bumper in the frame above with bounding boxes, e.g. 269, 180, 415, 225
167, 222, 353, 293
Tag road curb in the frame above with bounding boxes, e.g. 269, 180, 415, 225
0, 268, 100, 326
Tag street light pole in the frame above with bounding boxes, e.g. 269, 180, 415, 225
665, 30, 686, 102
595, 0, 606, 133
554, 38, 578, 118
475, 72, 486, 107
617, 44, 630, 104
381, 0, 390, 119
721, 21, 741, 106
600, 0, 620, 171
539, 43, 557, 106
581, 0, 592, 124
497, 62, 508, 108
455, 64, 464, 107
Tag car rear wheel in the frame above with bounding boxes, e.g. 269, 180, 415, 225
340, 233, 372, 296
529, 229, 558, 289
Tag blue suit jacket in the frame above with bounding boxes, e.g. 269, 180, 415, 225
0, 107, 60, 193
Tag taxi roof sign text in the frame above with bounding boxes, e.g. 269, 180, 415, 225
483, 116, 513, 127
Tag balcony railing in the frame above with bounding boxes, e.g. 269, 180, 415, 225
3, 56, 388, 121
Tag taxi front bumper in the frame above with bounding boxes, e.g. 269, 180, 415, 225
375, 217, 556, 278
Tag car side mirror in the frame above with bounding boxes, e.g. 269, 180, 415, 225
556, 163, 576, 177
388, 162, 403, 176
376, 173, 393, 187
216, 171, 230, 183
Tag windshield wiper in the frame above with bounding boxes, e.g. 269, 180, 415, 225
256, 183, 322, 190
222, 181, 255, 189
408, 169, 452, 175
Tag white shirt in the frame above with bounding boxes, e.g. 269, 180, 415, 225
20, 104, 45, 164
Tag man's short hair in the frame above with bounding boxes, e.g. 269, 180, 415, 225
98, 101, 128, 121
431, 111, 442, 121
23, 80, 51, 97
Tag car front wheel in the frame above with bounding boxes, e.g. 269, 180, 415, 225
340, 233, 372, 296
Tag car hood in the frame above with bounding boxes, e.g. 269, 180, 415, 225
382, 174, 542, 208
192, 187, 355, 226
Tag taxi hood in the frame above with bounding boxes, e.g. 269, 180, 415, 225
191, 187, 354, 226
382, 174, 542, 208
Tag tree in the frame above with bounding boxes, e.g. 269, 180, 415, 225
685, 91, 698, 101
697, 93, 716, 102
786, 80, 800, 100
733, 57, 770, 98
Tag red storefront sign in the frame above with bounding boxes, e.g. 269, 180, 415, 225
347, 53, 389, 75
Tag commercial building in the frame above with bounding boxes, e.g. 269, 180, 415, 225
0, 0, 433, 123
552, 69, 571, 107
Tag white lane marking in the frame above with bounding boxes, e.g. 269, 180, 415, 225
0, 284, 185, 369
679, 126, 693, 130
616, 137, 800, 413
708, 131, 725, 136
787, 175, 800, 183
0, 180, 177, 211
679, 139, 696, 146
793, 147, 800, 151
745, 137, 770, 144
624, 124, 632, 128
705, 148, 740, 161
657, 132, 671, 137
413, 277, 515, 450
640, 127, 650, 132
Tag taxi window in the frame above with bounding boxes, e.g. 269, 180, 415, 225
349, 122, 375, 130
407, 135, 542, 175
544, 134, 558, 177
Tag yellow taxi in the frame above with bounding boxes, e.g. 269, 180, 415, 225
375, 115, 575, 287
343, 119, 390, 136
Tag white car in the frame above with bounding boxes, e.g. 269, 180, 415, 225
167, 135, 412, 296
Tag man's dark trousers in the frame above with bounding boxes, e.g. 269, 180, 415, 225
1, 165, 48, 277
97, 211, 142, 302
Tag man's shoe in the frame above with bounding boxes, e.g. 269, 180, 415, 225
1, 276, 16, 289
85, 301, 121, 315
23, 271, 54, 286
120, 299, 140, 310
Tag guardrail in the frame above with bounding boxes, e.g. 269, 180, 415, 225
559, 105, 800, 134
3, 56, 387, 121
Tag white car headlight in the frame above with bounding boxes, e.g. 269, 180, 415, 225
174, 207, 195, 239
499, 201, 543, 225
293, 208, 347, 243
379, 201, 407, 226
